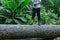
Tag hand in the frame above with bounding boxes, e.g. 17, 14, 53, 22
34, 4, 37, 6
34, 2, 40, 6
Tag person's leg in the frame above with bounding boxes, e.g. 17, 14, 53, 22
36, 8, 40, 25
30, 8, 36, 25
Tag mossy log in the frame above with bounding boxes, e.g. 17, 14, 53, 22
0, 25, 60, 39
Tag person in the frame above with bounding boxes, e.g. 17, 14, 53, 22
30, 0, 41, 25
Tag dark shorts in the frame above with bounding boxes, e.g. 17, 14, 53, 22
32, 8, 40, 21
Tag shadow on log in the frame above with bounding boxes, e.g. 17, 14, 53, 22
0, 25, 60, 39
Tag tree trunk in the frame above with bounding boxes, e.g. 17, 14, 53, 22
0, 25, 60, 39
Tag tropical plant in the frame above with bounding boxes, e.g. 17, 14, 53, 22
0, 0, 60, 25
0, 0, 31, 24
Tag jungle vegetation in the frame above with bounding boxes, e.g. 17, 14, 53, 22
0, 0, 60, 25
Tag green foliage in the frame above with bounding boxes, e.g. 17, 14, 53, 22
40, 6, 58, 25
0, 0, 60, 25
42, 0, 60, 17
0, 0, 30, 24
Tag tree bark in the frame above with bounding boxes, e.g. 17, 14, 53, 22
0, 25, 60, 39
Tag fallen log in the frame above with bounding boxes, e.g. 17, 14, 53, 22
0, 25, 60, 39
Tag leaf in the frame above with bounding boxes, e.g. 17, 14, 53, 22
13, 19, 21, 24
4, 0, 31, 12
4, 0, 17, 11
5, 18, 12, 23
16, 0, 24, 9
18, 0, 31, 10
0, 7, 4, 10
0, 15, 6, 18
21, 0, 31, 8
16, 17, 27, 23
26, 14, 31, 20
